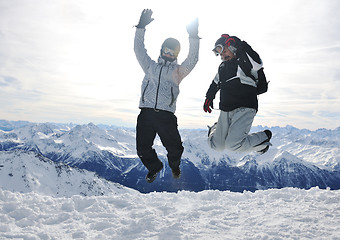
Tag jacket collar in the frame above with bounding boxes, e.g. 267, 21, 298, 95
158, 56, 178, 66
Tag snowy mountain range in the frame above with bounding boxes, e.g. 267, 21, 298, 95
0, 120, 339, 193
0, 150, 134, 197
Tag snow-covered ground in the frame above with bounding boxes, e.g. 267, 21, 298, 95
1, 122, 340, 239
1, 187, 339, 240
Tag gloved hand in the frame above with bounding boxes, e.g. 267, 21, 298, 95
136, 9, 154, 29
203, 98, 213, 113
186, 18, 199, 38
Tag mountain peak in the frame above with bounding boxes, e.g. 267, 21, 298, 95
0, 150, 133, 197
1, 121, 340, 193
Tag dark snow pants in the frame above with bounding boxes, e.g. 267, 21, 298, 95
136, 108, 184, 173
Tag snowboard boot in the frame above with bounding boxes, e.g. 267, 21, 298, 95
258, 130, 272, 154
145, 163, 163, 183
259, 145, 269, 154
172, 167, 181, 179
264, 130, 272, 140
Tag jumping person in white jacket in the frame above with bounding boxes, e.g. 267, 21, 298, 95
134, 9, 200, 183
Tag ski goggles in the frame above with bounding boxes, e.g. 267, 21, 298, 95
162, 47, 179, 57
212, 44, 224, 56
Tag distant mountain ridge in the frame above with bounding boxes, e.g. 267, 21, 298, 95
1, 120, 339, 193
0, 150, 134, 197
0, 120, 31, 131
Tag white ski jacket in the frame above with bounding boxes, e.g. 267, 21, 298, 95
134, 28, 199, 113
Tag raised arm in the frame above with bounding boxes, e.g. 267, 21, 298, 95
176, 18, 200, 83
134, 9, 154, 73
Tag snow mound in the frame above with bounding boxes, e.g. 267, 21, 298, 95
0, 150, 135, 197
0, 187, 339, 239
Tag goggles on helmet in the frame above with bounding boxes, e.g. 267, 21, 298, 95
162, 47, 179, 57
212, 44, 224, 56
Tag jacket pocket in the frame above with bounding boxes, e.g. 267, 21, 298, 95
141, 81, 149, 103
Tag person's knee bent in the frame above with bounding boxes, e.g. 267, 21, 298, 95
137, 148, 157, 160
208, 138, 226, 152
225, 140, 242, 152
167, 145, 184, 159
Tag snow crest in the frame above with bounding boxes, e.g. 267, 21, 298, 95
0, 187, 339, 239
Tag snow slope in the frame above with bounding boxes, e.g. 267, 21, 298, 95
0, 150, 134, 197
1, 187, 339, 239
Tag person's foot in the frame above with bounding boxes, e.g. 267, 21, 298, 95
264, 130, 272, 141
172, 167, 181, 179
258, 145, 269, 154
257, 130, 272, 154
145, 163, 163, 183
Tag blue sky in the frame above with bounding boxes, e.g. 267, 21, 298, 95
1, 0, 339, 130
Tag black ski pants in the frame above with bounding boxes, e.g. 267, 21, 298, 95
136, 108, 184, 173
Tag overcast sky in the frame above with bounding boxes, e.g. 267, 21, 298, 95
1, 0, 339, 130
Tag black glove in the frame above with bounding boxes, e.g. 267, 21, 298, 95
204, 80, 219, 113
186, 18, 199, 38
203, 98, 213, 113
136, 9, 154, 29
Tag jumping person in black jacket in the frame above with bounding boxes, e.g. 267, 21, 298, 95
204, 34, 272, 154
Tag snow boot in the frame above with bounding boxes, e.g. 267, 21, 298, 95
172, 167, 181, 179
264, 130, 272, 140
146, 163, 163, 183
258, 130, 272, 154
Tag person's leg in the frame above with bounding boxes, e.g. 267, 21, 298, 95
208, 111, 231, 151
156, 111, 183, 176
225, 108, 269, 152
136, 110, 163, 175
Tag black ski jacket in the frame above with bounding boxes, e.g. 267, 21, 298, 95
205, 41, 264, 112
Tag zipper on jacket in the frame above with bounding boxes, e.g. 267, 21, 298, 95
169, 87, 175, 107
154, 65, 164, 110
